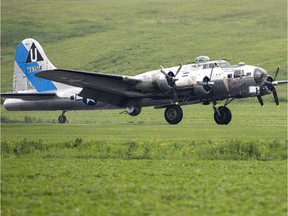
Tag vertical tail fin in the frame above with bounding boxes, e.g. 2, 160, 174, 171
13, 38, 57, 92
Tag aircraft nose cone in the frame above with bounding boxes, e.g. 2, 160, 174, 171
254, 68, 267, 84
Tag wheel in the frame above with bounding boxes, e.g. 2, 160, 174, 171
58, 114, 67, 124
214, 106, 232, 125
126, 106, 142, 116
164, 105, 183, 124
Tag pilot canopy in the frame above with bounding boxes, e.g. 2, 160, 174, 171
195, 56, 210, 63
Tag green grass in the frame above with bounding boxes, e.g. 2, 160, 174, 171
2, 158, 286, 216
1, 103, 287, 215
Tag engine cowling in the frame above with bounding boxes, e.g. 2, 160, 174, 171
194, 85, 210, 97
194, 76, 211, 97
156, 78, 173, 93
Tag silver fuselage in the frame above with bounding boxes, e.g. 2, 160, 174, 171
3, 60, 269, 112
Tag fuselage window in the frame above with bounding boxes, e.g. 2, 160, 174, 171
234, 70, 242, 78
203, 63, 219, 69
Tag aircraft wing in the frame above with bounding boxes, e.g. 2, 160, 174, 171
1, 93, 57, 100
36, 69, 141, 95
36, 69, 143, 106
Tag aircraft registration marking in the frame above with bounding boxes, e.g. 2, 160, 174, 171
27, 65, 42, 73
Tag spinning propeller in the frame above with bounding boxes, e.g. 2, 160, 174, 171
160, 64, 182, 103
265, 67, 280, 106
198, 65, 220, 114
257, 67, 281, 106
201, 65, 215, 92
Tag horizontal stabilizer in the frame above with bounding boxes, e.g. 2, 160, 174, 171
1, 92, 57, 100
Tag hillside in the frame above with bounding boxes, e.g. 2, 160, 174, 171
1, 0, 287, 92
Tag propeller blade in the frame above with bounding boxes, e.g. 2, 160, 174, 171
209, 65, 215, 80
257, 95, 264, 106
274, 67, 280, 81
175, 64, 183, 77
160, 65, 168, 76
160, 65, 180, 103
272, 88, 279, 106
160, 70, 167, 77
199, 82, 209, 86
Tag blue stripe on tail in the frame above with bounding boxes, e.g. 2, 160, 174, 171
15, 42, 57, 92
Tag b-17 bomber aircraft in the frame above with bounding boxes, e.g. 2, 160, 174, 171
1, 38, 287, 124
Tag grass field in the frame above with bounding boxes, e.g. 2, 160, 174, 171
1, 103, 287, 215
1, 0, 287, 215
1, 158, 286, 215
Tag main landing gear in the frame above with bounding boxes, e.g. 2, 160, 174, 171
213, 106, 232, 125
164, 105, 183, 124
212, 98, 234, 125
58, 111, 67, 124
163, 103, 232, 125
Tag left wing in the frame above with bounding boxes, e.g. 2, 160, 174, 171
36, 69, 141, 96
36, 69, 144, 106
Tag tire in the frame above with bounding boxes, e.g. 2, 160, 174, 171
164, 105, 183, 124
126, 106, 142, 116
214, 106, 232, 125
58, 114, 67, 124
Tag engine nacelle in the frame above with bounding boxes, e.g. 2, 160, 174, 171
194, 76, 211, 98
156, 78, 173, 93
194, 85, 210, 98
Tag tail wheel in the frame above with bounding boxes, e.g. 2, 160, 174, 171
164, 105, 183, 124
214, 106, 232, 125
58, 114, 67, 124
126, 106, 142, 116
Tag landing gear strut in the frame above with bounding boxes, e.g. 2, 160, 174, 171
214, 106, 232, 125
58, 111, 67, 124
164, 105, 183, 124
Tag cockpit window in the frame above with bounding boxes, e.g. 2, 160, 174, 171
202, 60, 230, 69
203, 63, 218, 69
218, 61, 230, 68
234, 70, 242, 78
